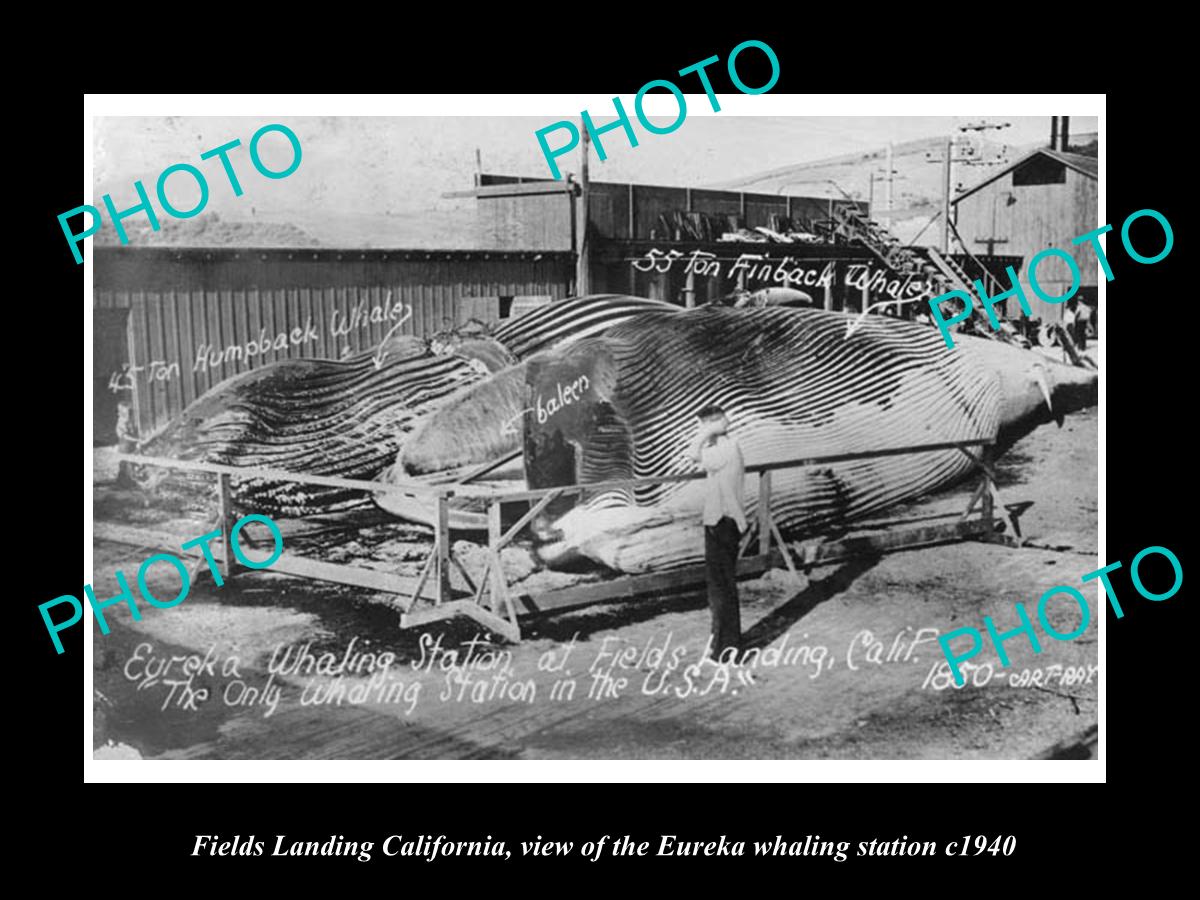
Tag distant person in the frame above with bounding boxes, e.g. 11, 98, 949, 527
689, 404, 748, 665
115, 402, 139, 488
1062, 297, 1078, 340
1075, 297, 1092, 349
1062, 297, 1089, 351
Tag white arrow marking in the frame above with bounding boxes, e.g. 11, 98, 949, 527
370, 292, 413, 369
843, 294, 934, 339
500, 408, 535, 437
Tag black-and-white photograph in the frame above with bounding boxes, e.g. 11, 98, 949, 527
87, 111, 1100, 761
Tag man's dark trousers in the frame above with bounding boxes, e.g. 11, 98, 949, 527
705, 515, 741, 659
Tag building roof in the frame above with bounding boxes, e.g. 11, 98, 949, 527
952, 147, 1097, 205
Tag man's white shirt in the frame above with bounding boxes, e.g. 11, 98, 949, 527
700, 436, 748, 532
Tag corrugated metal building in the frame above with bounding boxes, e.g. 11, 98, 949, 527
951, 147, 1098, 324
94, 246, 573, 440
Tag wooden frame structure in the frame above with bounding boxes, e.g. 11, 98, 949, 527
103, 438, 1017, 644
427, 438, 1016, 640
96, 453, 520, 633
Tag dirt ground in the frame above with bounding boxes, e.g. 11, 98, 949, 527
91, 407, 1098, 760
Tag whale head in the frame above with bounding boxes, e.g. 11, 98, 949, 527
956, 335, 1098, 450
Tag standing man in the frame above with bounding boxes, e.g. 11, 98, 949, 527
689, 404, 749, 664
1061, 297, 1079, 347
1071, 296, 1091, 350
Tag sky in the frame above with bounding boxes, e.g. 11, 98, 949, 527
93, 115, 1098, 247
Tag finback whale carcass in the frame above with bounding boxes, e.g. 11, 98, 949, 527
397, 303, 1099, 573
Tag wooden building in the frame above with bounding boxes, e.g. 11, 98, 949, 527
469, 174, 890, 307
951, 147, 1098, 325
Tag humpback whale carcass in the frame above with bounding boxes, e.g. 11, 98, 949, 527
133, 295, 674, 517
132, 333, 512, 515
397, 303, 1098, 573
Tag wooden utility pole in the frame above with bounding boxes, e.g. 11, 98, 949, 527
577, 119, 591, 296
869, 165, 900, 220
974, 236, 1009, 256
885, 142, 894, 227
941, 137, 952, 253
928, 125, 1010, 253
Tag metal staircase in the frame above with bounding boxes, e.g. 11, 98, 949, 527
925, 246, 974, 293
828, 205, 1009, 339
831, 205, 967, 299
